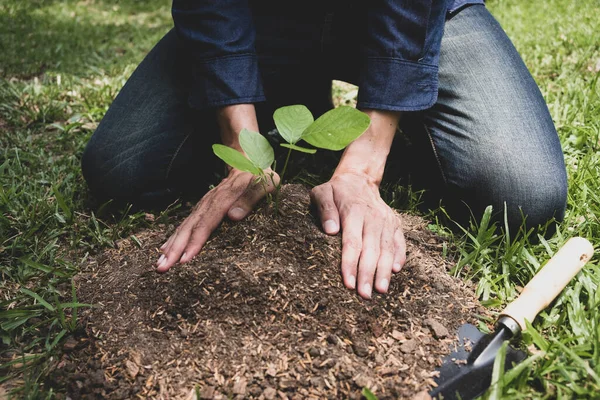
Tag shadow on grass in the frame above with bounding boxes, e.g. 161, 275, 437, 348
0, 0, 172, 79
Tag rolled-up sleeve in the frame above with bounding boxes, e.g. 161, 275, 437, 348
171, 0, 266, 110
357, 0, 449, 112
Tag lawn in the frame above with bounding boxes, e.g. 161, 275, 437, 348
1, 0, 599, 399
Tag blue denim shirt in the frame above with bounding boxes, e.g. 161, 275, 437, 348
172, 0, 484, 112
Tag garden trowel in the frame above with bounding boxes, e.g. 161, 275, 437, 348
429, 236, 594, 400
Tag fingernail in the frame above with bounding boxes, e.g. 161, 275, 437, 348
324, 220, 337, 233
363, 283, 372, 298
347, 275, 356, 289
160, 242, 167, 250
380, 278, 389, 291
181, 252, 187, 263
230, 207, 245, 219
393, 262, 402, 271
158, 255, 167, 268
157, 254, 165, 266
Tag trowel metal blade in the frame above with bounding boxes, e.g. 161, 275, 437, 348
429, 323, 527, 400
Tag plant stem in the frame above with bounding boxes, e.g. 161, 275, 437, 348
270, 172, 281, 216
273, 147, 293, 215
279, 147, 293, 186
258, 173, 272, 206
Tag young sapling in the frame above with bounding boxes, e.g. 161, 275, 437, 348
212, 104, 370, 211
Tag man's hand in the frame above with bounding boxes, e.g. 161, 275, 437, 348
311, 172, 406, 299
156, 167, 279, 272
311, 108, 407, 299
156, 103, 273, 272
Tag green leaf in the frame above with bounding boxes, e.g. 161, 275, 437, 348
47, 329, 67, 351
552, 339, 600, 386
502, 352, 545, 385
488, 340, 508, 400
212, 144, 262, 175
52, 184, 73, 223
130, 234, 142, 248
280, 143, 317, 154
239, 128, 274, 170
301, 106, 370, 151
19, 257, 68, 277
19, 258, 51, 273
20, 288, 55, 312
1, 316, 33, 331
476, 205, 493, 243
0, 159, 9, 174
55, 293, 66, 329
523, 319, 549, 351
273, 104, 314, 144
1, 333, 10, 346
361, 387, 378, 400
56, 302, 94, 309
0, 309, 41, 319
71, 280, 79, 331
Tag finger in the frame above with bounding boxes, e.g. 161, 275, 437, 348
157, 227, 192, 273
180, 217, 222, 263
374, 217, 395, 293
157, 229, 180, 267
339, 208, 364, 291
310, 184, 340, 235
228, 176, 274, 221
179, 184, 244, 262
356, 216, 380, 300
157, 171, 256, 272
392, 225, 407, 273
160, 232, 176, 252
159, 217, 194, 262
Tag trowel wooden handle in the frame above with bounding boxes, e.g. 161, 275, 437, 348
500, 236, 594, 331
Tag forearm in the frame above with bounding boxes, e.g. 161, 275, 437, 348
334, 109, 402, 185
216, 104, 259, 152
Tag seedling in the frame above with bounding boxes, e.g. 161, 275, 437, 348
212, 104, 371, 211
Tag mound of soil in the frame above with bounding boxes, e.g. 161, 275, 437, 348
51, 184, 487, 400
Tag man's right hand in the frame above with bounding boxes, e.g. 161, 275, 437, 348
156, 166, 279, 272
156, 103, 273, 272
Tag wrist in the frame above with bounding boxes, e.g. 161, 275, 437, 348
334, 109, 402, 184
216, 104, 259, 151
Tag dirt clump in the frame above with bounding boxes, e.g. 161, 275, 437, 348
49, 183, 486, 399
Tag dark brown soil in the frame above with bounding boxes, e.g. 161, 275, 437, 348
48, 183, 487, 400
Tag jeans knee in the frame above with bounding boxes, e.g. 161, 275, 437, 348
81, 135, 137, 203
475, 168, 567, 237
81, 129, 189, 209
440, 157, 567, 238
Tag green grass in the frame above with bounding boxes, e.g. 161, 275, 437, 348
1, 0, 599, 398
462, 1, 600, 398
0, 1, 173, 397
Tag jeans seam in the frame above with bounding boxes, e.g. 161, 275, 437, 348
423, 124, 448, 186
166, 134, 189, 180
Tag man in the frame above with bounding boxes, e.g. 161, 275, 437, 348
81, 0, 567, 300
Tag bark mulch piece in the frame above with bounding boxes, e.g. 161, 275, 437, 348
48, 183, 488, 400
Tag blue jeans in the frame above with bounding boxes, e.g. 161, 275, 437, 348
81, 4, 567, 236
